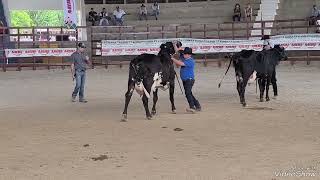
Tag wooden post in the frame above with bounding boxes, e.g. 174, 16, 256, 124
146, 25, 149, 39
133, 26, 136, 40
176, 25, 178, 38
246, 21, 249, 39
307, 22, 310, 65
218, 23, 220, 39
161, 26, 164, 39
47, 27, 50, 70
203, 24, 206, 38
231, 23, 234, 40
189, 24, 192, 38
32, 27, 36, 70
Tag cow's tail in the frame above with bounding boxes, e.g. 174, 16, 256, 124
218, 57, 233, 88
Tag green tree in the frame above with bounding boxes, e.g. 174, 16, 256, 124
10, 10, 33, 27
10, 10, 64, 27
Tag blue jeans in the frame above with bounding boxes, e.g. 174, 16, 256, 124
182, 79, 201, 109
72, 70, 86, 100
115, 18, 124, 25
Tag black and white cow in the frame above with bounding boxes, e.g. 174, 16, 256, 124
225, 45, 287, 106
121, 42, 177, 121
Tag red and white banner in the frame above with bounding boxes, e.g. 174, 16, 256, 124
5, 48, 76, 58
101, 34, 320, 56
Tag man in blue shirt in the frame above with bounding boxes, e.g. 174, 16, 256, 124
171, 47, 201, 113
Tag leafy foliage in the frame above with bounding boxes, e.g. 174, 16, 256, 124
10, 10, 64, 27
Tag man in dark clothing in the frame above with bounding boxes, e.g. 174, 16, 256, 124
89, 8, 98, 26
171, 47, 201, 113
71, 43, 91, 103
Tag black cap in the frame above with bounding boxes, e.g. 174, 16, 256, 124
78, 42, 86, 48
182, 47, 194, 55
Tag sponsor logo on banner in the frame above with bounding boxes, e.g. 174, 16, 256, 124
252, 44, 262, 50
225, 45, 237, 50
212, 45, 224, 51
38, 49, 50, 55
51, 49, 63, 56
200, 46, 211, 52
102, 48, 111, 55
291, 43, 303, 48
125, 48, 136, 53
239, 45, 250, 49
149, 48, 160, 52
25, 49, 37, 56
64, 49, 75, 54
191, 46, 199, 52
112, 48, 124, 55
11, 50, 23, 57
137, 48, 148, 54
280, 43, 290, 49
305, 42, 317, 48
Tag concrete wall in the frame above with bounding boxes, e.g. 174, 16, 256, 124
85, 0, 261, 25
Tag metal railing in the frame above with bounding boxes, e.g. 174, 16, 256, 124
0, 18, 320, 71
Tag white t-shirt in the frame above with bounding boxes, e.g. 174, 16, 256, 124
113, 9, 126, 19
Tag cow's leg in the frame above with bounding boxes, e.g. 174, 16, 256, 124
266, 77, 271, 101
236, 81, 242, 104
142, 94, 152, 120
169, 81, 176, 113
236, 72, 243, 104
258, 78, 266, 102
240, 75, 250, 107
142, 83, 152, 120
271, 71, 278, 97
151, 89, 158, 115
121, 81, 135, 122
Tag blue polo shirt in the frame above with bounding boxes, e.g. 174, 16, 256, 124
180, 56, 195, 81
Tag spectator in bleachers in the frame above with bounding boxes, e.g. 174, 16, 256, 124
113, 6, 126, 26
99, 8, 109, 26
88, 8, 98, 26
152, 2, 160, 20
233, 4, 242, 22
139, 4, 148, 21
244, 3, 252, 21
309, 5, 319, 25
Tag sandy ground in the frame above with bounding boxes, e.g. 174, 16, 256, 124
0, 64, 320, 180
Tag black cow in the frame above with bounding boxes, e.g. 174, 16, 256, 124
225, 45, 287, 106
121, 42, 177, 121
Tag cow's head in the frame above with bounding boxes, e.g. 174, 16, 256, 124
273, 44, 288, 61
159, 42, 175, 57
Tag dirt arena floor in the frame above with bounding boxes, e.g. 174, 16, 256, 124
0, 63, 320, 180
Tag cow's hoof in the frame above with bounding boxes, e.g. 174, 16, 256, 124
266, 97, 270, 101
146, 116, 153, 120
121, 114, 128, 122
259, 99, 264, 102
172, 109, 177, 114
242, 102, 247, 107
151, 110, 156, 116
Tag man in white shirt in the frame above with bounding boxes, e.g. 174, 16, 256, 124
152, 2, 160, 20
113, 6, 126, 26
139, 4, 147, 21
99, 8, 109, 26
